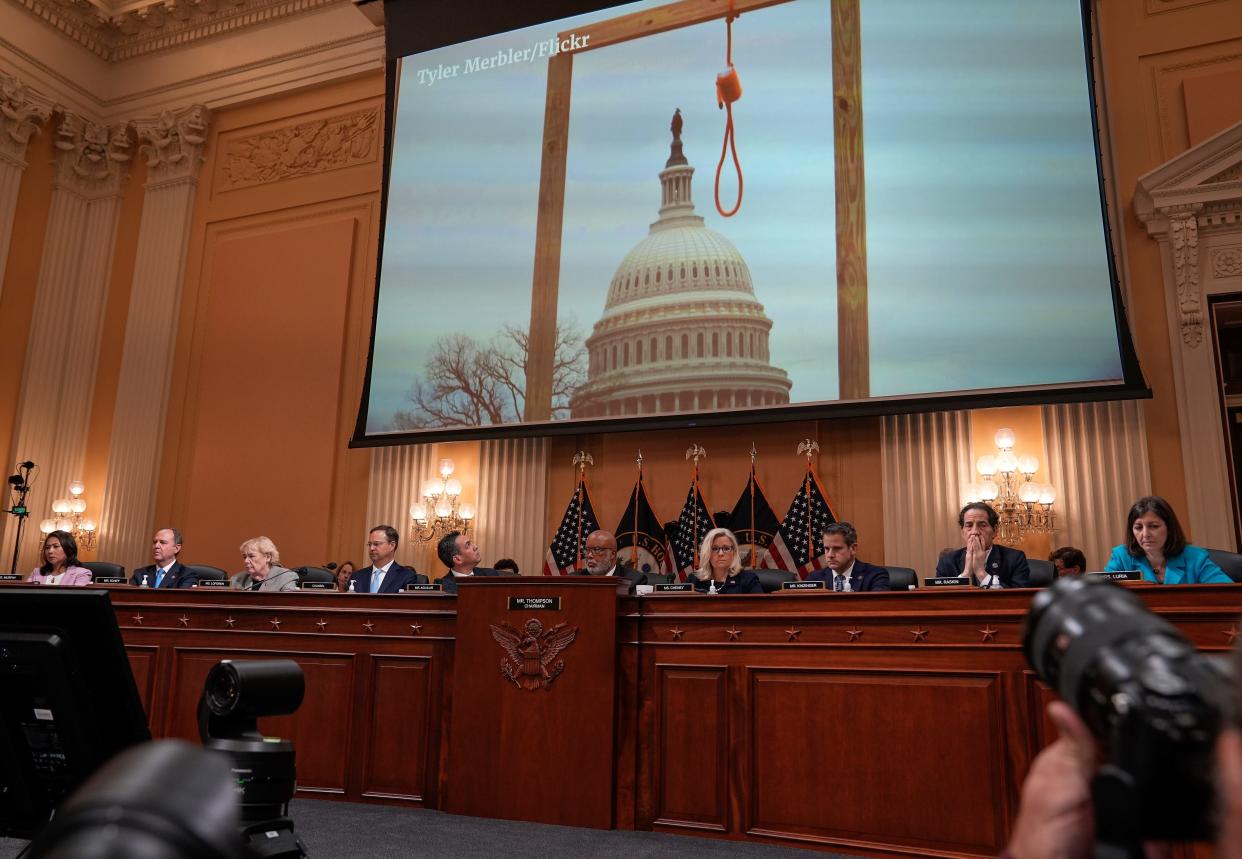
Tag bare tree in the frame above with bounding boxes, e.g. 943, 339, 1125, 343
392, 320, 586, 429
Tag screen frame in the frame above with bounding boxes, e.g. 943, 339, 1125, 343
352, 0, 1148, 448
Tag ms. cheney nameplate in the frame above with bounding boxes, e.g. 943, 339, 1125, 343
654, 583, 693, 593
508, 597, 561, 610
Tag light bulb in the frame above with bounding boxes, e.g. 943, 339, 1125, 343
445, 479, 462, 497
980, 480, 1000, 501
996, 451, 1018, 474
56, 518, 73, 532
410, 502, 427, 522
976, 456, 997, 477
962, 483, 981, 504
459, 503, 475, 521
51, 499, 69, 515
80, 519, 97, 532
39, 519, 55, 534
429, 478, 445, 497
994, 427, 1016, 450
434, 501, 452, 519
69, 498, 87, 514
438, 458, 455, 478
1018, 454, 1039, 476
68, 480, 85, 497
1018, 482, 1040, 503
1038, 484, 1057, 505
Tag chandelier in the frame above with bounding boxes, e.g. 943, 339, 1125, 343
409, 458, 475, 543
39, 480, 98, 549
963, 428, 1056, 544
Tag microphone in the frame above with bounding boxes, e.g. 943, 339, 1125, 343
324, 562, 338, 571
18, 461, 34, 470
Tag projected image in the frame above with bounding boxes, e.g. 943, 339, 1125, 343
365, 0, 1126, 437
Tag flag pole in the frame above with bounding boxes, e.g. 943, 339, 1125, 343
749, 442, 757, 566
685, 444, 707, 569
572, 450, 593, 569
797, 439, 820, 570
632, 450, 643, 568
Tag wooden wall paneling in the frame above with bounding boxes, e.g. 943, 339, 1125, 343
744, 668, 1010, 855
613, 620, 641, 830
360, 654, 435, 802
124, 644, 160, 729
653, 663, 728, 831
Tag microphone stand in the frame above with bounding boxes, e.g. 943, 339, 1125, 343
4, 471, 33, 575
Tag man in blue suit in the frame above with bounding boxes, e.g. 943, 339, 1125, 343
349, 525, 425, 593
130, 528, 198, 588
808, 522, 890, 591
935, 502, 1031, 588
435, 531, 500, 595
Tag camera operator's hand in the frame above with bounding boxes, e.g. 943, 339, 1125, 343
1006, 701, 1097, 859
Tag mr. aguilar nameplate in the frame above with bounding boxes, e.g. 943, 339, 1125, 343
1087, 570, 1141, 582
196, 579, 227, 588
93, 576, 126, 585
782, 580, 825, 590
508, 597, 561, 610
404, 583, 444, 593
300, 580, 335, 590
925, 577, 971, 588
654, 583, 694, 593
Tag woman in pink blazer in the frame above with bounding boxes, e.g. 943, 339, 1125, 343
27, 530, 93, 586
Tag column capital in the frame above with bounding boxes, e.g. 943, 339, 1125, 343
0, 72, 55, 164
53, 112, 132, 197
134, 104, 211, 185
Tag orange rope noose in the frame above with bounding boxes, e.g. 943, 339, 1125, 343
715, 15, 744, 218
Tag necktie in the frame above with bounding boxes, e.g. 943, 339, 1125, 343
371, 568, 382, 593
834, 575, 843, 592
155, 568, 165, 588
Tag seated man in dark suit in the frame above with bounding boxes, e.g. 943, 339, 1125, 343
935, 502, 1031, 588
348, 525, 425, 593
807, 521, 889, 591
434, 530, 499, 595
130, 528, 198, 588
575, 529, 647, 594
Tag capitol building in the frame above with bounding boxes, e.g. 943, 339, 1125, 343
569, 113, 792, 419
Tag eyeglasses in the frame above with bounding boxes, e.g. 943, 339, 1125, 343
709, 545, 736, 554
584, 546, 616, 555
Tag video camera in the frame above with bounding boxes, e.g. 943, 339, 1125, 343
1023, 576, 1233, 849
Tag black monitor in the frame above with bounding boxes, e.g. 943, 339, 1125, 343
0, 587, 151, 838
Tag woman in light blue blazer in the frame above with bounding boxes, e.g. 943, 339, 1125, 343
1103, 495, 1230, 584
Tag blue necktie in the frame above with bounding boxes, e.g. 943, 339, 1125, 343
370, 568, 382, 593
155, 568, 165, 588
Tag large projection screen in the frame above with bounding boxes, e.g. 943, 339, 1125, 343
354, 0, 1146, 445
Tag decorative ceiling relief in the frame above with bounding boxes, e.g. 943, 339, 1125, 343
218, 106, 377, 190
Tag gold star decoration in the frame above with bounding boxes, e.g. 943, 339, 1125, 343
785, 628, 801, 641
846, 628, 863, 641
178, 615, 190, 628
979, 626, 998, 642
363, 620, 375, 633
668, 627, 685, 640
1225, 625, 1240, 645
224, 617, 236, 628
725, 627, 742, 641
269, 618, 281, 630
910, 627, 928, 642
315, 619, 328, 631
131, 613, 144, 625
409, 622, 422, 635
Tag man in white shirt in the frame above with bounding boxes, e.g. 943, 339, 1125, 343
807, 522, 890, 591
434, 530, 499, 595
130, 528, 198, 588
348, 525, 425, 593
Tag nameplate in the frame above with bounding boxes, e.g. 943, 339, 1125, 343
508, 597, 560, 610
0, 574, 21, 581
1087, 570, 1140, 582
925, 577, 971, 588
404, 583, 443, 593
93, 576, 125, 585
782, 580, 825, 590
654, 583, 694, 593
300, 581, 335, 590
196, 579, 228, 588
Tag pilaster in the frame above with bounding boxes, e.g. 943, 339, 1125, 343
0, 72, 53, 301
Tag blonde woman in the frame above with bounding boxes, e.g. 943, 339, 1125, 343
230, 536, 299, 592
690, 527, 762, 594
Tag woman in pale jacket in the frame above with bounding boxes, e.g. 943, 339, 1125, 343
230, 536, 300, 592
28, 530, 93, 586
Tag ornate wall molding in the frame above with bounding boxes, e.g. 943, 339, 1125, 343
53, 111, 131, 196
133, 103, 209, 184
217, 106, 377, 191
1213, 245, 1242, 279
0, 71, 54, 164
1168, 210, 1203, 347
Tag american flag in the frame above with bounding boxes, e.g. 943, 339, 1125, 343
668, 481, 715, 580
543, 479, 601, 575
726, 471, 781, 568
762, 468, 838, 577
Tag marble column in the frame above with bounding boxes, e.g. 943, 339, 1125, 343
881, 411, 973, 574
475, 437, 549, 575
97, 105, 210, 567
1042, 400, 1150, 573
0, 73, 54, 301
3, 113, 131, 572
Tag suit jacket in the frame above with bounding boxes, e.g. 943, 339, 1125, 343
936, 544, 1031, 588
807, 560, 890, 591
573, 563, 647, 595
130, 559, 198, 589
691, 569, 763, 594
434, 567, 500, 595
229, 566, 300, 592
27, 565, 93, 586
1103, 544, 1231, 585
349, 562, 425, 594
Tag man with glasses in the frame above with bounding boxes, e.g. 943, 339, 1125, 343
576, 529, 647, 594
348, 525, 425, 593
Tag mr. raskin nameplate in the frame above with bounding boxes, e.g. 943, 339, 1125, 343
654, 583, 694, 593
405, 583, 444, 593
1087, 570, 1140, 582
925, 577, 972, 588
782, 580, 825, 590
508, 597, 561, 610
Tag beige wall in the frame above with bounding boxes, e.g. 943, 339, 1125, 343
1, 1, 1241, 572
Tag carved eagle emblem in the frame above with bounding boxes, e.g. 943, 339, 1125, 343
490, 618, 579, 690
